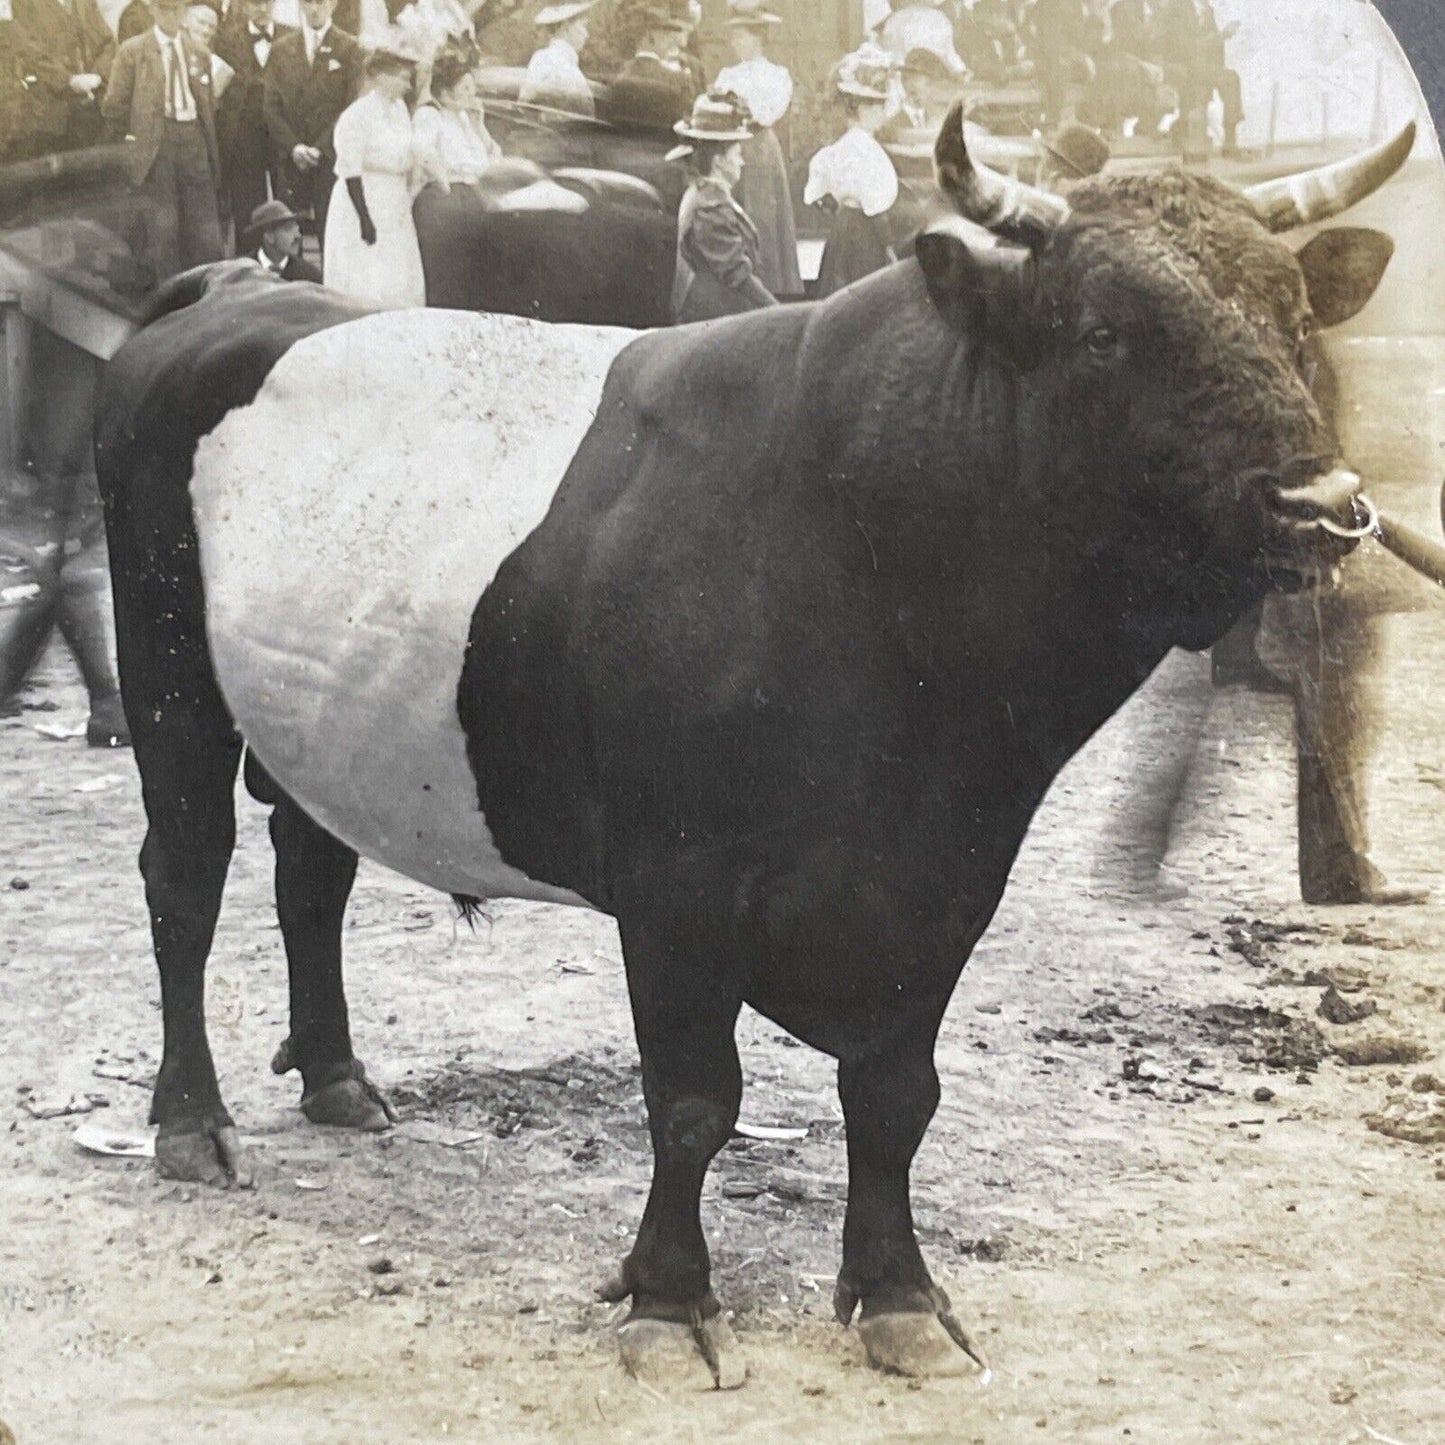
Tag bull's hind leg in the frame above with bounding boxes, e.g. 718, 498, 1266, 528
257, 773, 393, 1132
834, 1040, 989, 1378
599, 914, 746, 1390
133, 721, 250, 1186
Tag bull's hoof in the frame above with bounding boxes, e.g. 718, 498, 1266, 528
155, 1120, 253, 1189
617, 1314, 747, 1392
300, 1075, 395, 1131
857, 1311, 981, 1378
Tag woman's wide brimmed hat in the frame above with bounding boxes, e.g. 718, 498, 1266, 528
726, 0, 782, 28
364, 42, 419, 74
835, 42, 895, 101
535, 1, 594, 26
665, 90, 755, 159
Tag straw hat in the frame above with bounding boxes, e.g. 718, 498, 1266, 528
535, 1, 594, 26
726, 0, 782, 28
835, 41, 894, 101
665, 90, 755, 160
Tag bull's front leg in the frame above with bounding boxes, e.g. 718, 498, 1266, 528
834, 1038, 989, 1378
261, 782, 394, 1132
598, 913, 747, 1390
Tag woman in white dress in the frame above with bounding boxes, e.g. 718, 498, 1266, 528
413, 49, 502, 187
323, 47, 427, 309
412, 47, 505, 305
804, 44, 900, 298
518, 1, 595, 118
713, 0, 801, 297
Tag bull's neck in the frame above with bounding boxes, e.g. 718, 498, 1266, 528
797, 269, 1190, 773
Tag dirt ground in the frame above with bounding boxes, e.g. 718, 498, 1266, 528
2, 595, 1443, 1445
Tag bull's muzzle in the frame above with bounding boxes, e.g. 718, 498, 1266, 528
1270, 467, 1367, 535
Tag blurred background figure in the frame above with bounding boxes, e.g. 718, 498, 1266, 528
1095, 0, 1173, 135
1030, 0, 1099, 125
0, 327, 128, 748
101, 0, 225, 281
668, 88, 775, 322
887, 46, 954, 134
322, 44, 423, 306
10, 0, 113, 158
244, 195, 321, 276
413, 44, 500, 184
215, 0, 292, 235
264, 0, 361, 250
954, 0, 1030, 86
610, 5, 695, 133
805, 42, 898, 298
713, 0, 799, 298
1154, 0, 1241, 154
518, 0, 594, 116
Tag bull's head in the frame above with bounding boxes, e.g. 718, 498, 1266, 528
915, 104, 1412, 642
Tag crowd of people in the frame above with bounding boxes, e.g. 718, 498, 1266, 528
0, 0, 1250, 305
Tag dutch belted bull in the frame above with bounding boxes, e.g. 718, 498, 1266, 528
94, 107, 1412, 1381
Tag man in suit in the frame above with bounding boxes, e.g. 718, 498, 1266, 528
609, 9, 693, 133
10, 0, 115, 154
215, 0, 294, 235
262, 0, 359, 246
102, 0, 225, 281
243, 198, 322, 279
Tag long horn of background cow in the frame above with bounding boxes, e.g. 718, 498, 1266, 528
1243, 122, 1416, 233
933, 100, 1069, 249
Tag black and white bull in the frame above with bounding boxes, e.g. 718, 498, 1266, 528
94, 107, 1412, 1382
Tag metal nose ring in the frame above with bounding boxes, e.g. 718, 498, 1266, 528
1315, 492, 1378, 539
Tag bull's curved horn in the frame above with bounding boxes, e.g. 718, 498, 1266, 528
933, 100, 1069, 249
1243, 122, 1416, 233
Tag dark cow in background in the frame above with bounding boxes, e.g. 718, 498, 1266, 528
414, 160, 675, 323
95, 107, 1412, 1384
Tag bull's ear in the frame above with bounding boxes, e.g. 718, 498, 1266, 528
1297, 227, 1395, 329
915, 214, 1038, 342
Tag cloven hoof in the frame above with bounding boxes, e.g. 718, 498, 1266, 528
300, 1076, 396, 1131
155, 1122, 254, 1189
617, 1314, 747, 1391
857, 1312, 984, 1379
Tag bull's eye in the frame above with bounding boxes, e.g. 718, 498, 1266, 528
1083, 325, 1119, 359
1299, 315, 1315, 341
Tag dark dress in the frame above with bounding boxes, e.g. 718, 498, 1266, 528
805, 127, 899, 299
816, 208, 893, 298
713, 58, 802, 297
672, 176, 775, 324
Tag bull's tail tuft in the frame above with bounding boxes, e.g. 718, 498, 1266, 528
452, 894, 490, 930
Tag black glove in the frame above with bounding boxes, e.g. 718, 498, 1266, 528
346, 176, 377, 245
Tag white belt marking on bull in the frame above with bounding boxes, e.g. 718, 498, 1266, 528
190, 308, 634, 904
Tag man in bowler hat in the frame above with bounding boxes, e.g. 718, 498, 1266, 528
245, 198, 322, 280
